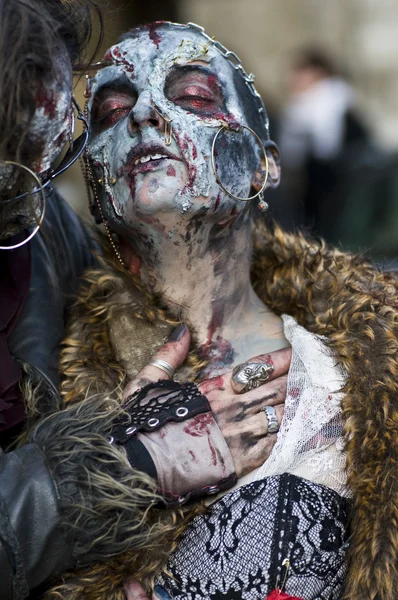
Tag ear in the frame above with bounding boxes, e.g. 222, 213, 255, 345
251, 141, 281, 191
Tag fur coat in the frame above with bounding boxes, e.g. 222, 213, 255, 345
50, 222, 398, 600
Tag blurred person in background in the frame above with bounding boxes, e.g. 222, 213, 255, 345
277, 49, 370, 239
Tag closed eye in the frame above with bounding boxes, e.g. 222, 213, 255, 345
165, 66, 226, 117
91, 89, 136, 132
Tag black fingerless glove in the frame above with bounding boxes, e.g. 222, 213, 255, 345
111, 380, 237, 507
28, 381, 236, 570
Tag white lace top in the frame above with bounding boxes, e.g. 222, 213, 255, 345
244, 315, 349, 498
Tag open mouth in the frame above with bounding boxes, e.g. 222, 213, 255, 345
125, 143, 182, 175
133, 153, 170, 166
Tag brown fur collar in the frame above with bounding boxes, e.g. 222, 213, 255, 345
57, 222, 398, 600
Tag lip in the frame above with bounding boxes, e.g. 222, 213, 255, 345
124, 142, 182, 176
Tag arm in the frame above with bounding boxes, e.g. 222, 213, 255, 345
8, 190, 100, 398
0, 445, 73, 600
0, 336, 289, 600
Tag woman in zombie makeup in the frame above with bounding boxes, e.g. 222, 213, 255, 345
0, 7, 293, 600
43, 21, 398, 600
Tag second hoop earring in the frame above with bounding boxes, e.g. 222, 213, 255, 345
0, 161, 47, 251
211, 124, 269, 210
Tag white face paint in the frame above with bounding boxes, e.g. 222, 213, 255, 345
30, 56, 73, 175
87, 24, 263, 236
0, 56, 73, 239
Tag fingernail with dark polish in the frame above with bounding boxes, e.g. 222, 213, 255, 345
154, 585, 172, 600
168, 323, 187, 342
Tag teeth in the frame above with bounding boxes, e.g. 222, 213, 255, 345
134, 153, 168, 165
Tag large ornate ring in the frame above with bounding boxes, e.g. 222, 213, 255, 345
149, 359, 176, 380
231, 361, 274, 394
263, 406, 279, 434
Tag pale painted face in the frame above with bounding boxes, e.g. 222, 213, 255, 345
0, 55, 73, 239
87, 24, 264, 236
30, 75, 73, 175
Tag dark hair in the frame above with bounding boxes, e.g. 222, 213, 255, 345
293, 49, 339, 78
0, 0, 102, 166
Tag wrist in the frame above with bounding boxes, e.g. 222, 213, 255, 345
112, 380, 237, 506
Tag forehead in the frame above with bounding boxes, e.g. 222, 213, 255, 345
94, 26, 236, 89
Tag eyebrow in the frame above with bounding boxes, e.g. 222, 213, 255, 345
92, 75, 135, 100
165, 64, 221, 86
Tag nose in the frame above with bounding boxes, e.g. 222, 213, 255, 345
128, 91, 165, 136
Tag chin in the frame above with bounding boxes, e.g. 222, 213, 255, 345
130, 171, 189, 214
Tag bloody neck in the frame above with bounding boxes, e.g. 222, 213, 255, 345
122, 208, 283, 373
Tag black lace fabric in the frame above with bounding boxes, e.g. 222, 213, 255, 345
122, 381, 210, 431
157, 474, 349, 599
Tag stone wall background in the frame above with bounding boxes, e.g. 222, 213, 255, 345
179, 0, 398, 149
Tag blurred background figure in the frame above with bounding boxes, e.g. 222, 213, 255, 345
275, 46, 398, 263
277, 49, 369, 235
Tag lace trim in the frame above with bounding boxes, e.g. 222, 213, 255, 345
157, 474, 349, 600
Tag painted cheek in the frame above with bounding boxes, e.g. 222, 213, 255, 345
36, 89, 57, 119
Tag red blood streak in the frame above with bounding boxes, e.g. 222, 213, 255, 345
37, 89, 57, 119
252, 354, 275, 367
188, 450, 198, 463
208, 437, 217, 466
110, 46, 135, 76
198, 375, 225, 395
148, 23, 162, 48
183, 413, 214, 437
202, 309, 223, 356
166, 165, 176, 177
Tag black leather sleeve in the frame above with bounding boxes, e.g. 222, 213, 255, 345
0, 445, 73, 600
8, 188, 100, 398
1, 189, 100, 598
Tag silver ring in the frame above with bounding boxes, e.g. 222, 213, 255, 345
231, 361, 274, 394
263, 406, 279, 434
148, 358, 176, 379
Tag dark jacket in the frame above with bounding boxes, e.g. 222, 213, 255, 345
0, 190, 98, 600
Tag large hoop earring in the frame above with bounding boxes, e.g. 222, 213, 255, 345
211, 124, 269, 211
0, 161, 46, 251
